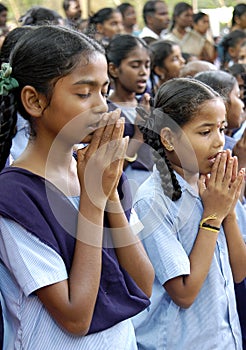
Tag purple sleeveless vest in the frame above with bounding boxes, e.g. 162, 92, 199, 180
0, 167, 150, 343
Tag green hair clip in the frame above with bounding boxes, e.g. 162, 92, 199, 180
0, 62, 19, 96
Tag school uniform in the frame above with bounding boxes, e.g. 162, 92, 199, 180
131, 166, 245, 350
0, 167, 150, 349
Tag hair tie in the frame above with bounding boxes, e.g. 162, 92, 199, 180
0, 63, 19, 96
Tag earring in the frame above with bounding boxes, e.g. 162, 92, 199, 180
165, 144, 174, 152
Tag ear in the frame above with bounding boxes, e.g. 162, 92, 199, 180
154, 65, 166, 80
160, 127, 175, 152
96, 23, 104, 34
108, 62, 119, 79
228, 46, 237, 59
21, 86, 46, 118
146, 14, 154, 26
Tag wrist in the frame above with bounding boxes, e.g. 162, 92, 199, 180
201, 212, 223, 227
223, 211, 237, 224
199, 214, 222, 233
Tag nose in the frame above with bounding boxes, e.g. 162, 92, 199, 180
180, 56, 185, 65
139, 64, 149, 76
213, 129, 225, 149
117, 23, 124, 34
91, 94, 108, 115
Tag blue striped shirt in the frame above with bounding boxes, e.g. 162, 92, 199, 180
131, 167, 245, 350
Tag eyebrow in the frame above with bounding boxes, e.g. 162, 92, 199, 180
198, 120, 227, 128
73, 79, 110, 87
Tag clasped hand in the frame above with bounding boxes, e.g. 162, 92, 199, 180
76, 109, 128, 210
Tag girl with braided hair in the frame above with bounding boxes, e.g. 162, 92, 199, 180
131, 77, 246, 349
0, 25, 154, 349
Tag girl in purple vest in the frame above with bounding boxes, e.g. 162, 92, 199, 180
0, 25, 154, 349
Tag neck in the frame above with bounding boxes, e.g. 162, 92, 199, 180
12, 136, 80, 196
148, 24, 161, 35
173, 26, 186, 37
109, 87, 137, 106
172, 163, 199, 191
124, 25, 134, 34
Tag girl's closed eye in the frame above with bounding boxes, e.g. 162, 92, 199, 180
200, 129, 211, 136
130, 63, 140, 69
77, 93, 91, 99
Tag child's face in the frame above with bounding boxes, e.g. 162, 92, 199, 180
226, 82, 245, 130
229, 39, 246, 63
175, 9, 193, 29
162, 45, 185, 80
39, 53, 109, 145
122, 6, 137, 28
193, 15, 210, 35
168, 98, 226, 176
238, 44, 246, 64
116, 46, 150, 94
98, 12, 123, 39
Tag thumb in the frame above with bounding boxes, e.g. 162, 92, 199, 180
198, 174, 207, 196
76, 144, 89, 164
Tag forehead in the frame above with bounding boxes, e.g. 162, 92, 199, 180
68, 1, 80, 9
154, 2, 168, 14
73, 53, 108, 78
170, 44, 182, 53
125, 45, 150, 59
106, 12, 122, 23
194, 98, 226, 121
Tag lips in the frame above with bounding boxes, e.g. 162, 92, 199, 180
136, 80, 147, 88
208, 151, 223, 163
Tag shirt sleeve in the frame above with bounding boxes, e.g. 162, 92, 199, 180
134, 197, 190, 286
0, 216, 68, 296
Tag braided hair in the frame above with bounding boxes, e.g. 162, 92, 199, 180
137, 78, 221, 201
0, 93, 17, 170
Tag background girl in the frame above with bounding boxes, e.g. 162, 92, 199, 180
193, 70, 245, 201
231, 3, 246, 32
87, 7, 123, 46
106, 34, 153, 196
131, 78, 246, 349
148, 39, 185, 96
164, 2, 194, 53
0, 25, 154, 349
216, 29, 246, 69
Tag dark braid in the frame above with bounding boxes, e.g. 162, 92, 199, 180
137, 105, 182, 200
0, 93, 17, 170
154, 135, 182, 201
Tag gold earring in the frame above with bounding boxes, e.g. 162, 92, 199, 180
165, 144, 174, 152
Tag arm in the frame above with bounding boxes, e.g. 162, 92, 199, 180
107, 110, 154, 297
164, 219, 220, 309
164, 151, 245, 308
223, 211, 246, 283
232, 128, 246, 203
124, 93, 151, 167
106, 197, 154, 298
37, 110, 127, 335
222, 152, 246, 282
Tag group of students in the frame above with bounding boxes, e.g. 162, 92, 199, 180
0, 2, 245, 350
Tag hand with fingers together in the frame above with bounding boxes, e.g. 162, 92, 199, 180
198, 150, 245, 224
76, 109, 128, 210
